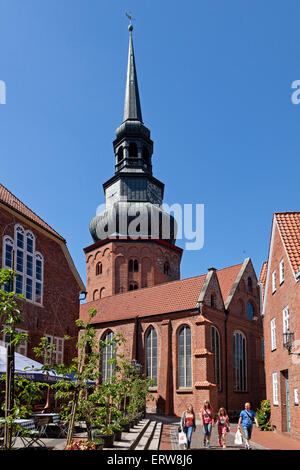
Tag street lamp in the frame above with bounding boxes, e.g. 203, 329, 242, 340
283, 331, 300, 355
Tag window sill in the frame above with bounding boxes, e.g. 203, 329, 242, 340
176, 388, 193, 394
148, 387, 158, 392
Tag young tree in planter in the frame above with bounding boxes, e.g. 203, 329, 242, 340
0, 268, 28, 449
37, 308, 124, 446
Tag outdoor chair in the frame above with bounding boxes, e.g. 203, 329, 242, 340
26, 416, 50, 448
57, 420, 69, 438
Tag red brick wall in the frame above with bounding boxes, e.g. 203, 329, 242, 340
0, 206, 81, 364
85, 239, 182, 302
263, 222, 300, 440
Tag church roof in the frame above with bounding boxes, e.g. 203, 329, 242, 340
275, 212, 300, 275
216, 262, 243, 304
0, 183, 64, 241
80, 262, 246, 324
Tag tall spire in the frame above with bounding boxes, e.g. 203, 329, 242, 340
123, 24, 143, 123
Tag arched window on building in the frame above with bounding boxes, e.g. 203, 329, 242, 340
178, 325, 192, 388
129, 142, 138, 158
211, 294, 217, 309
96, 262, 102, 276
146, 327, 157, 385
100, 287, 106, 299
117, 146, 124, 163
3, 236, 14, 292
25, 231, 35, 301
247, 277, 253, 293
233, 331, 247, 392
246, 301, 254, 322
211, 326, 221, 390
15, 225, 24, 295
164, 261, 170, 275
101, 331, 116, 382
142, 146, 150, 163
129, 282, 138, 291
35, 253, 43, 304
129, 259, 138, 273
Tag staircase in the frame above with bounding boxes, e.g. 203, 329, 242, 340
106, 419, 162, 450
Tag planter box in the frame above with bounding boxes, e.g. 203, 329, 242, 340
99, 434, 115, 448
114, 430, 122, 441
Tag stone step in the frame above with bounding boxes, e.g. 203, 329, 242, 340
134, 421, 157, 450
108, 419, 150, 451
148, 422, 162, 450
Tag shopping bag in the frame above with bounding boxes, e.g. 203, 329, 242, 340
178, 431, 187, 446
234, 429, 243, 445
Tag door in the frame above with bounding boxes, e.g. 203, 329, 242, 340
285, 371, 291, 433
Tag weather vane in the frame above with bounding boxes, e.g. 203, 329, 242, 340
125, 11, 135, 31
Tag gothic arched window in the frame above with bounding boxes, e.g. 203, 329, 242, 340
211, 326, 221, 390
233, 331, 247, 392
247, 277, 253, 292
101, 331, 116, 382
178, 325, 192, 388
146, 327, 157, 385
133, 259, 138, 272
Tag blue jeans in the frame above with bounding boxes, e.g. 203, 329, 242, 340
183, 426, 193, 449
202, 422, 212, 436
243, 426, 253, 440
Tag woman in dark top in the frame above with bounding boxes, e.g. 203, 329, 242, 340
180, 403, 196, 449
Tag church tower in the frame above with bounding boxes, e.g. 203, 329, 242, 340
84, 25, 183, 302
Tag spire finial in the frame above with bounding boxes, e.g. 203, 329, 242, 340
125, 12, 134, 31
123, 14, 142, 123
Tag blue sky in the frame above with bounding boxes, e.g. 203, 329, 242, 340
1, 0, 300, 285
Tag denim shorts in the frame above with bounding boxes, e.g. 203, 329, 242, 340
202, 422, 212, 436
243, 426, 252, 440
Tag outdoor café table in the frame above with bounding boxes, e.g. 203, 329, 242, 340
32, 413, 60, 424
0, 418, 36, 447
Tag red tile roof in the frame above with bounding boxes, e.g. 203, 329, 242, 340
259, 261, 268, 299
275, 212, 300, 274
81, 274, 207, 323
81, 262, 244, 324
216, 262, 243, 302
0, 183, 64, 241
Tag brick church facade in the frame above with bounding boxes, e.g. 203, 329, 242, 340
80, 25, 265, 417
0, 183, 85, 364
260, 212, 300, 440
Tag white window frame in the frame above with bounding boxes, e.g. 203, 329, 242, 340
45, 335, 64, 364
2, 327, 28, 356
178, 325, 192, 389
34, 252, 44, 305
294, 388, 299, 405
272, 270, 276, 293
271, 318, 277, 351
283, 306, 290, 335
2, 226, 43, 306
272, 372, 279, 405
279, 259, 284, 285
